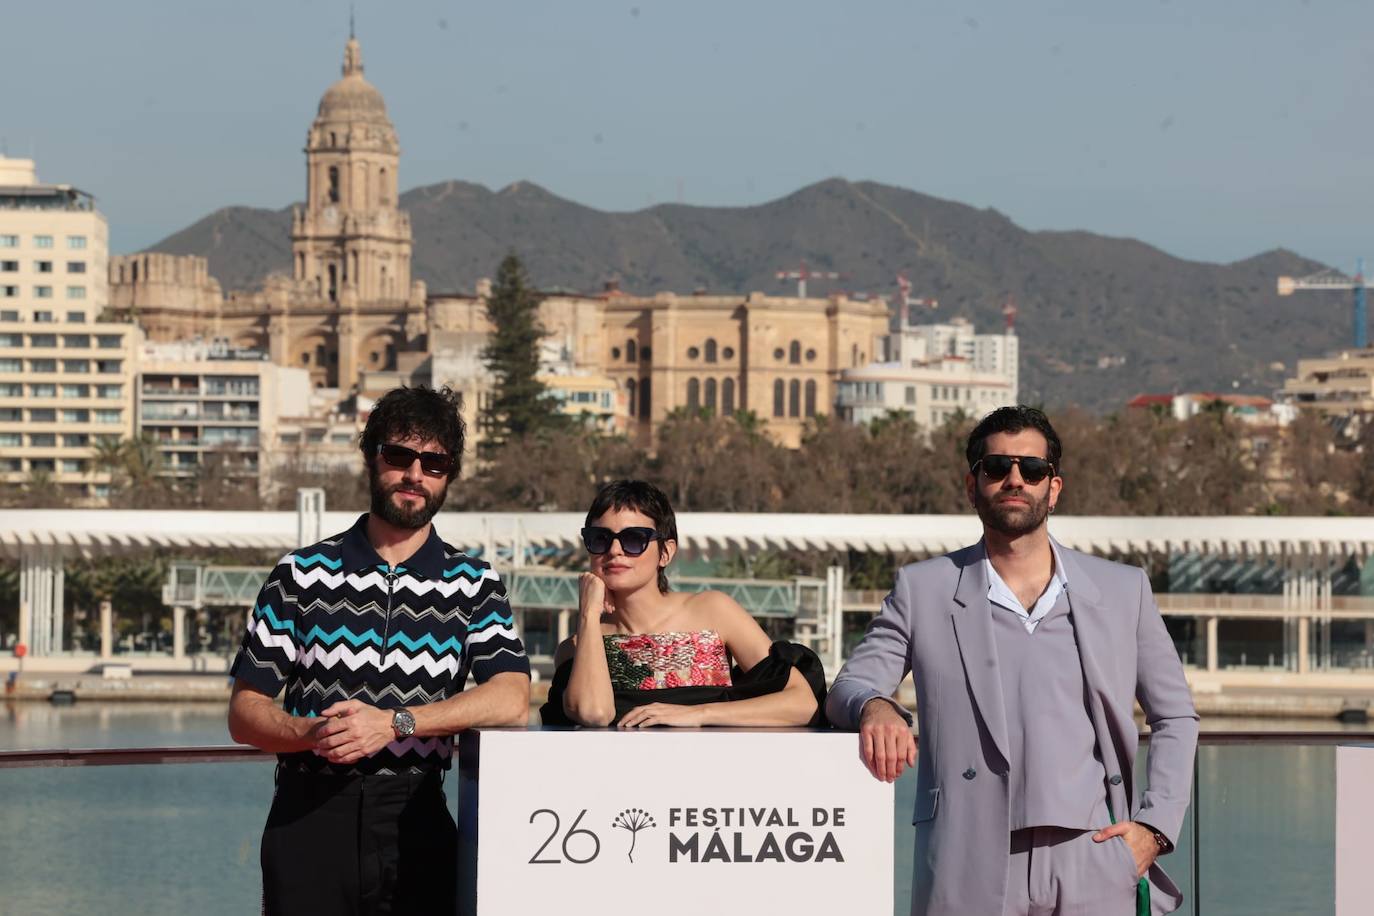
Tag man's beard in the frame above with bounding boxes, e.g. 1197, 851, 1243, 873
369, 469, 447, 529
973, 485, 1050, 537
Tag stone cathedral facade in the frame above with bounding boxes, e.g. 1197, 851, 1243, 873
108, 35, 890, 448
110, 35, 427, 393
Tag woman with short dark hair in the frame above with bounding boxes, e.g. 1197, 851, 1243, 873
542, 479, 826, 728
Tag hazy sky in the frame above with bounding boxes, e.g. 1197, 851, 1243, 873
4, 0, 1371, 270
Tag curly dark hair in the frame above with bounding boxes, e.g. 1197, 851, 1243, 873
585, 479, 678, 594
359, 386, 466, 480
965, 405, 1063, 475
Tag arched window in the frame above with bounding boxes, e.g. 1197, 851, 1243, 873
640, 378, 651, 419
705, 338, 718, 363
131, 261, 138, 282
805, 380, 817, 418
627, 339, 637, 363
789, 340, 801, 364
379, 167, 389, 205
773, 379, 785, 418
351, 251, 359, 286
704, 378, 717, 412
328, 166, 340, 204
327, 264, 338, 303
851, 343, 860, 366
380, 265, 388, 298
789, 379, 801, 418
627, 378, 637, 418
296, 253, 304, 280
686, 378, 700, 409
722, 377, 735, 415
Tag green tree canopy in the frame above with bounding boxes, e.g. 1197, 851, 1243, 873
479, 254, 566, 456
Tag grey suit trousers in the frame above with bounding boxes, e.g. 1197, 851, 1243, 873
1003, 826, 1139, 916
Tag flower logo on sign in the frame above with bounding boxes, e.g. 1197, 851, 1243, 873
611, 808, 657, 863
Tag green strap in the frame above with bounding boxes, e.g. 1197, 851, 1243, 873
1106, 797, 1152, 916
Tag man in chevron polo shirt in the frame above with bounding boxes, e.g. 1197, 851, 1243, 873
228, 385, 531, 916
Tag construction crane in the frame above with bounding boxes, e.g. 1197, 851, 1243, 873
1277, 258, 1371, 349
775, 259, 841, 298
895, 272, 938, 310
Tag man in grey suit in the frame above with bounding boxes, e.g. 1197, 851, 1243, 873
827, 406, 1197, 915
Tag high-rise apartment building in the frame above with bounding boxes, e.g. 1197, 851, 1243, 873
0, 157, 137, 503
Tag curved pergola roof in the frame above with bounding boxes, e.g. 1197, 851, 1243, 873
3, 510, 1372, 561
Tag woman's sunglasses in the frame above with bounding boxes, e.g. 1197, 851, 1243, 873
376, 442, 455, 478
581, 526, 661, 557
972, 454, 1056, 485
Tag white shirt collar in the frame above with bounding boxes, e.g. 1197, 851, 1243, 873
983, 539, 1069, 633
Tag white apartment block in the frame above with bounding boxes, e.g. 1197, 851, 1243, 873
137, 339, 312, 489
0, 157, 136, 503
887, 314, 1019, 382
839, 314, 1019, 429
836, 361, 1016, 428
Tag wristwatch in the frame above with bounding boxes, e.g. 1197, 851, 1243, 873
1141, 822, 1171, 853
391, 708, 416, 739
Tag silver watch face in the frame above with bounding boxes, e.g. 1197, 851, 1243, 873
392, 708, 416, 738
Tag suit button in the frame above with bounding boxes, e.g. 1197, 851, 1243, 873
963, 768, 977, 780
1109, 774, 1123, 785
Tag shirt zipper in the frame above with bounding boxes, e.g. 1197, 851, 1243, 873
380, 567, 397, 669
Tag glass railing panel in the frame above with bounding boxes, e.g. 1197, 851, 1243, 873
2, 712, 1367, 916
1195, 742, 1336, 916
0, 759, 275, 916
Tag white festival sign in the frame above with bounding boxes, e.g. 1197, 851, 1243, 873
464, 730, 894, 916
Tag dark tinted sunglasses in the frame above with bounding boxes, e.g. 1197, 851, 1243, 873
581, 526, 661, 557
376, 442, 455, 478
973, 454, 1056, 485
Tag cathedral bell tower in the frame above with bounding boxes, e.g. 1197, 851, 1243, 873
292, 33, 413, 309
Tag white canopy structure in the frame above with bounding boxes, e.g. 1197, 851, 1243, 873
4, 505, 1373, 674
4, 509, 1373, 561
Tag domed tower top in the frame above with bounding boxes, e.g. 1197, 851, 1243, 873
294, 29, 414, 321
309, 34, 398, 154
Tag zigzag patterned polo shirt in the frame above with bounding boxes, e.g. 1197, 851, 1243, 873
230, 513, 530, 775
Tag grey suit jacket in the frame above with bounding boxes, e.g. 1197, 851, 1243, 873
827, 540, 1198, 916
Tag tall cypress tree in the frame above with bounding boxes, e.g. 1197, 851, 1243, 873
480, 254, 565, 455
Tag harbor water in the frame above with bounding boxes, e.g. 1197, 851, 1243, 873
0, 702, 1358, 915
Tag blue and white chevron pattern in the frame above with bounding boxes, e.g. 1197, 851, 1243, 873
230, 531, 529, 775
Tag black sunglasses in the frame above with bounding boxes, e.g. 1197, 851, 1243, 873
376, 442, 455, 478
973, 454, 1056, 485
581, 526, 662, 557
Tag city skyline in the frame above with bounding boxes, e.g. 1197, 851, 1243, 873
3, 1, 1372, 272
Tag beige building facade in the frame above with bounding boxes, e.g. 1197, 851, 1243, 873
1280, 348, 1374, 422
1, 157, 136, 503
421, 289, 889, 448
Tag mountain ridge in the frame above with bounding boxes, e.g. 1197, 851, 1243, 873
144, 177, 1339, 410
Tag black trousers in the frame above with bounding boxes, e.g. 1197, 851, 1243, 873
261, 768, 458, 916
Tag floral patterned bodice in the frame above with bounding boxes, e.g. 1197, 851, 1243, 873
603, 629, 733, 691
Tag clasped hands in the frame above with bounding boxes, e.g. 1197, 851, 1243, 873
308, 699, 399, 764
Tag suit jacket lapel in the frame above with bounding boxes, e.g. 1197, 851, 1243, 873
1057, 543, 1134, 802
951, 541, 1010, 768
1055, 544, 1111, 704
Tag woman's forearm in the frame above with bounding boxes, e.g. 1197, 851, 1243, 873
562, 614, 617, 726
696, 667, 818, 727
